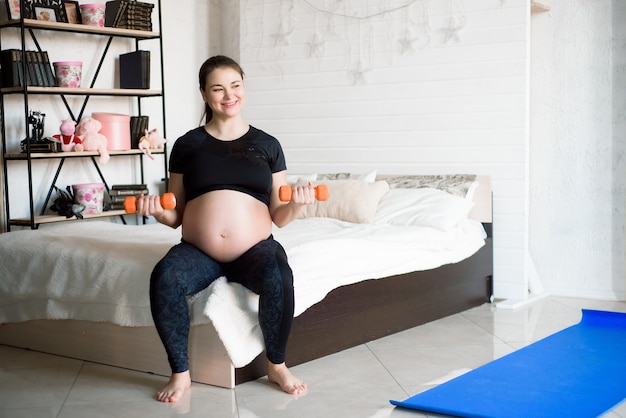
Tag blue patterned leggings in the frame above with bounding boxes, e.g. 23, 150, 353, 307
149, 236, 294, 373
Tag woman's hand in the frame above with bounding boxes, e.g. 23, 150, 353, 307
288, 182, 316, 206
134, 194, 166, 219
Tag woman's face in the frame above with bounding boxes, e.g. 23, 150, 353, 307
200, 66, 245, 119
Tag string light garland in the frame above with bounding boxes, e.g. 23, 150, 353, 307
301, 0, 420, 19
244, 0, 504, 84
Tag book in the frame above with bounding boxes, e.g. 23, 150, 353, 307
26, 51, 44, 86
109, 189, 148, 203
11, 50, 60, 88
34, 51, 46, 86
105, 0, 128, 27
105, 0, 153, 29
40, 51, 57, 87
126, 2, 154, 11
108, 188, 149, 197
124, 9, 152, 17
15, 50, 24, 86
1, 49, 20, 87
24, 51, 34, 85
116, 22, 152, 31
130, 115, 149, 148
111, 183, 147, 190
1, 49, 31, 87
119, 50, 150, 89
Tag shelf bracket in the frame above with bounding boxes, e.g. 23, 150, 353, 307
40, 157, 66, 215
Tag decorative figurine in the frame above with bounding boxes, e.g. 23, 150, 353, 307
76, 117, 110, 164
49, 186, 85, 219
137, 128, 166, 160
20, 110, 58, 152
52, 119, 83, 152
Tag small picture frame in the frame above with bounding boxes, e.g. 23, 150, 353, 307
62, 0, 80, 24
4, 0, 21, 20
22, 0, 67, 21
32, 4, 60, 22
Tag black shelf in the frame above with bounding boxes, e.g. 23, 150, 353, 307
0, 1, 167, 231
0, 86, 163, 96
0, 19, 160, 39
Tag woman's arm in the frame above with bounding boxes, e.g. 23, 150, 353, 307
269, 170, 315, 228
135, 173, 186, 229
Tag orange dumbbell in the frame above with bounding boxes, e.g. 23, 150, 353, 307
279, 184, 329, 202
124, 192, 176, 214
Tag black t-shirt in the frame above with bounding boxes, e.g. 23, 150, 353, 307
169, 126, 286, 206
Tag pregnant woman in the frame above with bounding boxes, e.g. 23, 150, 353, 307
136, 55, 313, 402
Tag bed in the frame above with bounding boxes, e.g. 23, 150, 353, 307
0, 173, 493, 389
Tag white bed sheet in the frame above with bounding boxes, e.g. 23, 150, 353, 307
0, 218, 485, 366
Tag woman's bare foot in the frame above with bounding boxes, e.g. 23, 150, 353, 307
267, 362, 307, 395
156, 371, 191, 402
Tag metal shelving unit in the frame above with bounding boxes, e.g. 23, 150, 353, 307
0, 1, 167, 230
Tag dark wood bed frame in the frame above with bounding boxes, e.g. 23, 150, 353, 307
0, 176, 493, 388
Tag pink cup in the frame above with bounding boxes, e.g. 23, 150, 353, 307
80, 4, 105, 27
53, 61, 82, 88
72, 183, 105, 214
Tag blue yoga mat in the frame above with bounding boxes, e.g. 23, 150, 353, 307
390, 309, 626, 418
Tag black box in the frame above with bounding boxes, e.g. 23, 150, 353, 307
119, 50, 150, 89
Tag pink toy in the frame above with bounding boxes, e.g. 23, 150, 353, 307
138, 128, 166, 160
53, 119, 83, 152
76, 117, 110, 164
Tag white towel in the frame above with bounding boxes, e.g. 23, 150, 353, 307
202, 278, 263, 367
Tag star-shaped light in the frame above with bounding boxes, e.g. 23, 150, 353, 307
307, 34, 325, 58
349, 60, 372, 85
442, 16, 466, 44
271, 22, 293, 47
398, 31, 419, 55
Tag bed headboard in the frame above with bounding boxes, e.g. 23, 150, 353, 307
468, 175, 492, 224
373, 174, 493, 224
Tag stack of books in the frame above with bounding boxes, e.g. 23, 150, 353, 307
108, 184, 149, 210
105, 0, 154, 31
1, 49, 56, 87
20, 138, 60, 153
119, 50, 150, 89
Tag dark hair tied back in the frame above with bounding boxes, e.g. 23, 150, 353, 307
199, 55, 245, 124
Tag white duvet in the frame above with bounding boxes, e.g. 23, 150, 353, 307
0, 218, 485, 367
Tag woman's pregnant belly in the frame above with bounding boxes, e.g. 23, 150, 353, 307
181, 190, 273, 262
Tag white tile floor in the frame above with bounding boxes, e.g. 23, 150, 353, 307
1, 296, 625, 418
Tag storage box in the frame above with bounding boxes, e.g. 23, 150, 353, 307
92, 112, 131, 150
119, 50, 150, 89
73, 183, 104, 214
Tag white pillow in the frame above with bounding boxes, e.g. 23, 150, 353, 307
374, 188, 474, 230
286, 173, 317, 184
385, 174, 477, 198
465, 179, 480, 201
316, 172, 351, 180
311, 170, 377, 182
299, 180, 390, 224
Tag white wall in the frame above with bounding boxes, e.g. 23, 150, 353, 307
530, 0, 625, 301
237, 0, 530, 300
